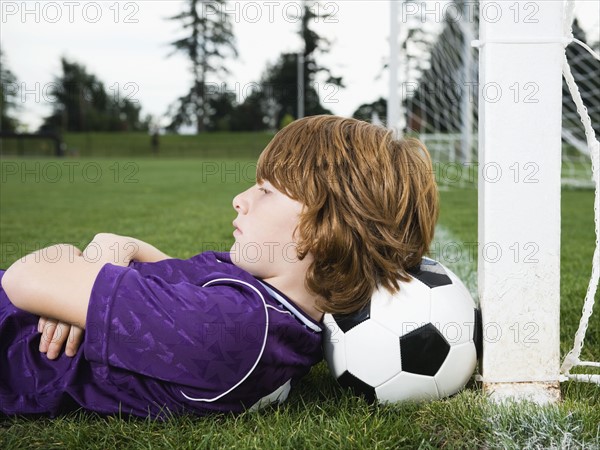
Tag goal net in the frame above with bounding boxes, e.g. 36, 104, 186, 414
390, 0, 599, 385
558, 1, 599, 384
395, 0, 598, 190
0, 132, 65, 157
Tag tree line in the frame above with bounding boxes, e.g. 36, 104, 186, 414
1, 0, 343, 135
2, 0, 597, 136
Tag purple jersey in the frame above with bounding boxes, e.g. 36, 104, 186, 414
0, 252, 323, 418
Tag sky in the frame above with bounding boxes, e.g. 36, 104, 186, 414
1, 0, 599, 132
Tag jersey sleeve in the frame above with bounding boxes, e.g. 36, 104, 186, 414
83, 263, 268, 395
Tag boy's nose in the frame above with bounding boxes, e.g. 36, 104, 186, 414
232, 190, 249, 214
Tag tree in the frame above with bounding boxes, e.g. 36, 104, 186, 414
166, 0, 237, 133
261, 52, 332, 127
303, 3, 343, 80
206, 91, 236, 131
229, 89, 269, 131
296, 1, 343, 118
352, 98, 387, 123
40, 57, 147, 133
230, 1, 343, 131
0, 48, 20, 132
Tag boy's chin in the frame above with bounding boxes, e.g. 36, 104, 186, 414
230, 259, 264, 279
229, 247, 258, 274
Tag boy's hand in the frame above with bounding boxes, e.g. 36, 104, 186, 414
82, 233, 171, 265
82, 232, 139, 267
38, 316, 84, 359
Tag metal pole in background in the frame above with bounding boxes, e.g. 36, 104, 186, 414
297, 52, 305, 119
387, 0, 400, 134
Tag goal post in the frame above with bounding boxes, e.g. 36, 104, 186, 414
477, 0, 564, 403
387, 0, 401, 134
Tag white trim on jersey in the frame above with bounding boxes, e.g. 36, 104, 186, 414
180, 277, 269, 403
214, 256, 321, 332
257, 281, 322, 333
266, 304, 293, 317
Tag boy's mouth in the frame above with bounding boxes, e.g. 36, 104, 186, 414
232, 221, 242, 235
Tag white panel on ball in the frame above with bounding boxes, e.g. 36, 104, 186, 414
434, 342, 477, 398
376, 371, 439, 403
429, 287, 476, 346
323, 315, 347, 378
345, 320, 402, 387
369, 282, 432, 336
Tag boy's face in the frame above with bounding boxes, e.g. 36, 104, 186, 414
231, 180, 307, 279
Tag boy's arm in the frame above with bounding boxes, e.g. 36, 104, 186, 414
95, 233, 173, 263
132, 239, 172, 262
0, 233, 172, 328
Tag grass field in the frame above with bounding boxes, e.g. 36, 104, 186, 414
0, 132, 275, 159
1, 157, 599, 449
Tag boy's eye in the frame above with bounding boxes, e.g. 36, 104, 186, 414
258, 187, 270, 194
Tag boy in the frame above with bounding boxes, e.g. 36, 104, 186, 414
0, 115, 438, 418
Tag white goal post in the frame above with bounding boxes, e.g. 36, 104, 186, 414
477, 0, 564, 403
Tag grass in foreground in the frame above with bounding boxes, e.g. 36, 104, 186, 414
1, 158, 599, 449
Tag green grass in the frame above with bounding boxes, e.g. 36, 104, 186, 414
0, 132, 275, 158
1, 158, 599, 449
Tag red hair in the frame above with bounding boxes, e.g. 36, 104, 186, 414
257, 115, 439, 314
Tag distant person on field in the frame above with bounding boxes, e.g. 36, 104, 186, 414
151, 129, 159, 155
0, 115, 439, 418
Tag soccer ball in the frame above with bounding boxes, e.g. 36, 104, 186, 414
323, 258, 482, 403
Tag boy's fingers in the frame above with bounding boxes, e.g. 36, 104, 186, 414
46, 322, 69, 360
39, 318, 58, 353
38, 320, 84, 359
37, 316, 47, 334
65, 326, 84, 357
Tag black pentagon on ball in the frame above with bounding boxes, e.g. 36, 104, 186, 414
407, 258, 452, 288
400, 323, 450, 376
331, 303, 371, 333
337, 370, 376, 403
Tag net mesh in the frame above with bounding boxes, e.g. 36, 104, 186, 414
395, 0, 598, 190
559, 0, 600, 384
400, 1, 479, 185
